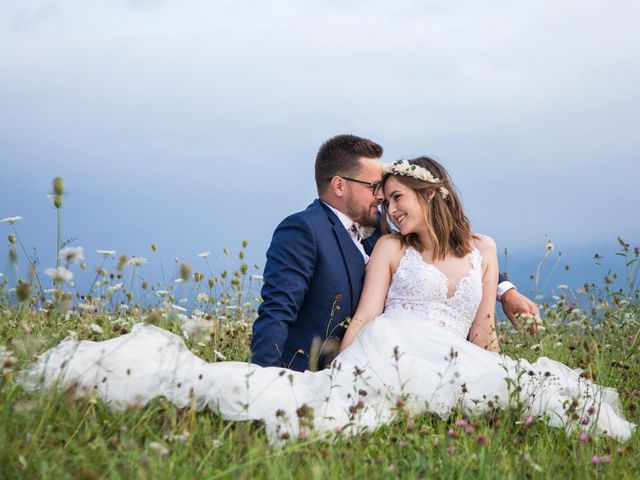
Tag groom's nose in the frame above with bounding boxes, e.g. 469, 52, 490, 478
374, 187, 384, 202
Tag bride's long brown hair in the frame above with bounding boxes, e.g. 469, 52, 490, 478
381, 156, 475, 261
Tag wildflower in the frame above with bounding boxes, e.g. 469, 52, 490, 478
251, 274, 264, 281
107, 283, 123, 293
156, 290, 169, 297
180, 263, 192, 281
197, 251, 210, 258
170, 304, 187, 312
59, 246, 85, 264
455, 418, 468, 427
545, 241, 554, 251
214, 350, 226, 361
0, 216, 23, 224
128, 257, 147, 267
591, 455, 600, 465
1, 345, 17, 368
148, 442, 169, 456
524, 415, 534, 427
196, 293, 210, 303
212, 439, 222, 449
601, 455, 611, 464
476, 435, 490, 446
77, 303, 97, 312
53, 177, 65, 195
174, 278, 183, 284
587, 405, 595, 415
96, 250, 116, 257
44, 267, 73, 283
465, 426, 475, 435
579, 431, 591, 442
90, 323, 103, 334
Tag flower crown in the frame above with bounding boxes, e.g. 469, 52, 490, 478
383, 160, 450, 199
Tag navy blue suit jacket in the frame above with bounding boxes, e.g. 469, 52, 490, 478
251, 200, 379, 371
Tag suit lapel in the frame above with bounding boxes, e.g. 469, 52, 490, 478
318, 201, 366, 312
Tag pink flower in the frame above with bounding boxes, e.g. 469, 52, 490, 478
476, 435, 490, 446
524, 415, 534, 426
601, 455, 611, 464
455, 418, 468, 427
581, 417, 589, 426
587, 405, 595, 415
591, 455, 600, 465
579, 432, 591, 443
465, 426, 475, 435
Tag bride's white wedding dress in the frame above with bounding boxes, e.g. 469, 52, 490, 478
23, 247, 635, 443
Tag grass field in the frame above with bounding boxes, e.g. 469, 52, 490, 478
1, 184, 639, 479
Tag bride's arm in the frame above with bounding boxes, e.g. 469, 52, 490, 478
468, 235, 501, 352
339, 236, 401, 353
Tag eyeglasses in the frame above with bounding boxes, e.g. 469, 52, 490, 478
328, 176, 383, 195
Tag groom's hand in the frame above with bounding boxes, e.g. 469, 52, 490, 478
501, 289, 540, 335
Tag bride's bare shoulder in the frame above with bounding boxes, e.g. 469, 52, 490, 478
371, 234, 405, 259
472, 233, 497, 257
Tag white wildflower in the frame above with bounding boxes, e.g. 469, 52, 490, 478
179, 298, 188, 304
96, 249, 116, 257
1, 216, 23, 224
530, 344, 541, 351
128, 257, 147, 266
214, 350, 227, 361
181, 315, 214, 342
250, 275, 264, 281
119, 304, 130, 311
0, 345, 17, 368
170, 304, 187, 313
557, 284, 568, 290
77, 303, 97, 312
164, 431, 190, 443
107, 282, 123, 293
196, 293, 210, 303
148, 442, 169, 456
156, 290, 169, 297
174, 278, 183, 284
197, 251, 211, 258
545, 241, 555, 251
212, 439, 223, 449
89, 323, 103, 334
59, 246, 85, 264
44, 267, 73, 283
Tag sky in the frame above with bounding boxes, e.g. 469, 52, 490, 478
1, 0, 639, 294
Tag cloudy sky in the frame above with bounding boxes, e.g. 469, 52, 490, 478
1, 0, 639, 291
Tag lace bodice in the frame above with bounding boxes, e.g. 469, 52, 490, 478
384, 247, 483, 338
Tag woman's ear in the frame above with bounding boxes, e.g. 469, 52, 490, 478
427, 190, 436, 203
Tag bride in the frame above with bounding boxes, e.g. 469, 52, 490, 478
24, 157, 635, 444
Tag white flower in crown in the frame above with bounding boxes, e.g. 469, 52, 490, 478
384, 160, 449, 199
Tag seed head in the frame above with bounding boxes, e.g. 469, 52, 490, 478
53, 177, 65, 195
7, 234, 16, 245
16, 280, 31, 302
179, 263, 192, 281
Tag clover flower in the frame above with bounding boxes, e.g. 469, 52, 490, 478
59, 246, 85, 264
44, 267, 74, 283
0, 216, 23, 224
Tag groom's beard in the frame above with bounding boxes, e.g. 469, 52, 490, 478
345, 198, 380, 227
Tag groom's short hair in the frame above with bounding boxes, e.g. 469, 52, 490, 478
315, 134, 383, 194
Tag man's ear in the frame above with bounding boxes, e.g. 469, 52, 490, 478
329, 176, 346, 198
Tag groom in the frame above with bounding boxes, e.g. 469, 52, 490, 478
251, 135, 538, 371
